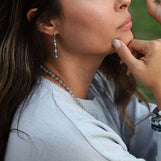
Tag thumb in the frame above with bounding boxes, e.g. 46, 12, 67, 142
112, 39, 140, 70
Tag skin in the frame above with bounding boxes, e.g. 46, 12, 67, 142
146, 0, 161, 25
27, 0, 133, 99
112, 0, 161, 110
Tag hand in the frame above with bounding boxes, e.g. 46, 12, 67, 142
112, 39, 161, 92
146, 0, 161, 24
112, 38, 161, 109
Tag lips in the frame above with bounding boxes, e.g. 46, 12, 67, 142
118, 16, 132, 29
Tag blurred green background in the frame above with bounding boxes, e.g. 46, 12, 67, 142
130, 0, 161, 103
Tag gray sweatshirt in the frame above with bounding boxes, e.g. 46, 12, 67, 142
4, 70, 161, 161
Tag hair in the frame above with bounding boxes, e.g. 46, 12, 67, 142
0, 0, 150, 160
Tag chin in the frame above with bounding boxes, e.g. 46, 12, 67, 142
105, 30, 134, 55
118, 30, 134, 45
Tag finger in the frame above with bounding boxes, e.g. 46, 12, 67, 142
146, 0, 158, 16
146, 0, 158, 8
112, 39, 140, 70
146, 0, 158, 6
128, 39, 149, 56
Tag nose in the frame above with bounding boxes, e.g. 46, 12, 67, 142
115, 0, 131, 12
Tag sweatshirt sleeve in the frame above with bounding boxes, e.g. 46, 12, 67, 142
121, 96, 161, 161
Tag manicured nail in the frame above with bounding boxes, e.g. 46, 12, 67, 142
112, 39, 121, 49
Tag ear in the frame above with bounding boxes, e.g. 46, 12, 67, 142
26, 8, 59, 36
26, 8, 38, 22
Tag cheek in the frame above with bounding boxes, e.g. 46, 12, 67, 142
59, 5, 116, 55
98, 30, 134, 55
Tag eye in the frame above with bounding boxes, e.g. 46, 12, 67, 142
120, 4, 127, 9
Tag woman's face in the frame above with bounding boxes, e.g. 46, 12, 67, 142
56, 0, 133, 56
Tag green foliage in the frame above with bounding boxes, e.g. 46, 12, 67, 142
129, 0, 161, 103
137, 82, 156, 103
130, 0, 161, 40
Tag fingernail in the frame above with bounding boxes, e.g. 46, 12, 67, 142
112, 39, 121, 49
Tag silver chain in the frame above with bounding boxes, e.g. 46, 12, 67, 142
40, 65, 86, 110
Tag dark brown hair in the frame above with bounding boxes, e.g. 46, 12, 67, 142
99, 54, 150, 134
0, 0, 63, 160
0, 0, 150, 160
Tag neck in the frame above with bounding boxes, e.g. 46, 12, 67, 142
43, 51, 106, 100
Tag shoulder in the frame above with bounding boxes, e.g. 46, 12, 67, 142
10, 76, 61, 137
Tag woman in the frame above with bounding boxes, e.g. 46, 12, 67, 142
1, 0, 161, 160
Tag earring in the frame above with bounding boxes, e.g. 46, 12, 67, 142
54, 35, 58, 58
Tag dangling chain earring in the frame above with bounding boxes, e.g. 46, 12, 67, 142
54, 35, 58, 58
